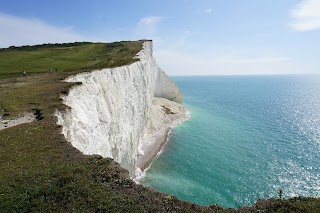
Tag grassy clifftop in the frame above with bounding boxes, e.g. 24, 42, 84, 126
0, 41, 319, 212
0, 41, 142, 79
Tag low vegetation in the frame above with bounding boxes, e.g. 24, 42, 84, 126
0, 41, 319, 212
0, 41, 142, 80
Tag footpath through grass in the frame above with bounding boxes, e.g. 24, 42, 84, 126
0, 41, 319, 212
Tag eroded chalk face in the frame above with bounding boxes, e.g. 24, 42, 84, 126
56, 41, 187, 178
0, 113, 36, 130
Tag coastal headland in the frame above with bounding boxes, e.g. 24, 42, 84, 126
55, 41, 188, 177
0, 40, 319, 212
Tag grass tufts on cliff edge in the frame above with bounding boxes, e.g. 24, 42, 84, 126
0, 41, 319, 212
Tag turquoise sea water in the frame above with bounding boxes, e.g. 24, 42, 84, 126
140, 75, 320, 208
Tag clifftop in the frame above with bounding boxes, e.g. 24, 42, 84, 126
0, 41, 143, 80
55, 41, 186, 177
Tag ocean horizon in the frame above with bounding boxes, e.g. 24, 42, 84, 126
141, 74, 320, 208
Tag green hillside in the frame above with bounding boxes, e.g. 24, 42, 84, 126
0, 41, 142, 79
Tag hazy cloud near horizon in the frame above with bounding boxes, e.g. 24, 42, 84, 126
0, 13, 88, 47
155, 49, 296, 76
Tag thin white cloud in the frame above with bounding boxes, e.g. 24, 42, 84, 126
290, 0, 320, 31
134, 16, 167, 39
221, 57, 292, 64
138, 16, 166, 26
0, 12, 88, 48
173, 30, 192, 48
205, 8, 213, 13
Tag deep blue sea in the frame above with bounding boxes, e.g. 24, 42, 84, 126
140, 75, 320, 208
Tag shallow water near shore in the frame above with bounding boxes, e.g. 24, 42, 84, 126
140, 75, 320, 208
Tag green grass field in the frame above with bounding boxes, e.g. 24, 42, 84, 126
0, 41, 319, 212
0, 41, 142, 79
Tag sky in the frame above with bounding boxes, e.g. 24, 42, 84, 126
0, 0, 319, 75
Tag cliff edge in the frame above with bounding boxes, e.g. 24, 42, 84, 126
56, 41, 188, 177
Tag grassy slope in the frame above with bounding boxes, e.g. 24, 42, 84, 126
0, 41, 319, 212
0, 41, 141, 80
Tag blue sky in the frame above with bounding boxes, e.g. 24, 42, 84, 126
0, 0, 319, 75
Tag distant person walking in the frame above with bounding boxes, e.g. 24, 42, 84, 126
22, 71, 27, 76
55, 68, 58, 72
49, 68, 52, 72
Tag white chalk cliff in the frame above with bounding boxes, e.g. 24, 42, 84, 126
56, 41, 188, 177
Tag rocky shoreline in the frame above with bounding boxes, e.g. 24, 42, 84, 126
136, 97, 189, 177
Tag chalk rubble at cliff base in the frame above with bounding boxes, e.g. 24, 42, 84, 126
136, 98, 189, 172
56, 41, 188, 178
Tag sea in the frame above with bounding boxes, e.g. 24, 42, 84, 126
140, 75, 320, 208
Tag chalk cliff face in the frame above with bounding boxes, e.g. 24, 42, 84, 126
154, 69, 183, 104
56, 41, 187, 177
